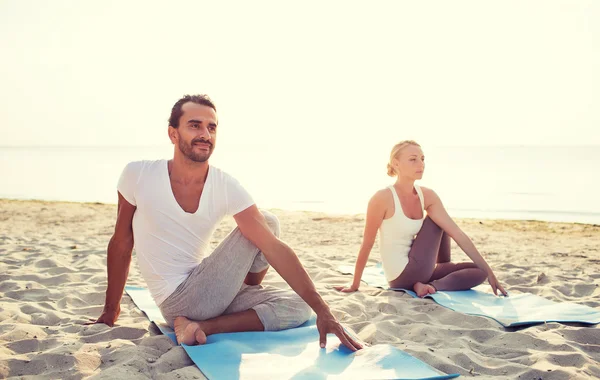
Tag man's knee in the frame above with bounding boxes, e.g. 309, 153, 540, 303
260, 210, 281, 238
287, 297, 312, 328
297, 300, 312, 323
256, 293, 312, 331
275, 293, 312, 330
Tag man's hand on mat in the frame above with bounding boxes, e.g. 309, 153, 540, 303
333, 284, 359, 293
85, 308, 120, 327
316, 310, 363, 351
487, 272, 508, 296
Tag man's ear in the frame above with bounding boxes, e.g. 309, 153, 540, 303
168, 126, 177, 144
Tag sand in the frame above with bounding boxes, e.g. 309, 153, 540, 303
0, 199, 599, 379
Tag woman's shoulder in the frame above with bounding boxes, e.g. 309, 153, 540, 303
373, 186, 393, 198
417, 185, 433, 195
418, 186, 440, 197
369, 187, 393, 206
417, 185, 442, 207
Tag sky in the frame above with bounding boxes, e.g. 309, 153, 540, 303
0, 0, 598, 153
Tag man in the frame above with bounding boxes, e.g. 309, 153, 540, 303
92, 94, 362, 351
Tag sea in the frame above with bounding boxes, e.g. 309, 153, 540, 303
1, 145, 599, 225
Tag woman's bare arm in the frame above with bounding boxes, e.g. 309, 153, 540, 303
423, 187, 507, 296
335, 191, 387, 292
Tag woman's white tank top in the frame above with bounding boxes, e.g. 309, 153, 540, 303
379, 184, 426, 282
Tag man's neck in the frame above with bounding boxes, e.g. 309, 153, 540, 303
168, 156, 210, 185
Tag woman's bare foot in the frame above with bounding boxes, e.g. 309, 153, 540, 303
173, 316, 207, 345
414, 282, 436, 298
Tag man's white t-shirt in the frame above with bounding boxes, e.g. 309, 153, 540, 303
117, 160, 254, 305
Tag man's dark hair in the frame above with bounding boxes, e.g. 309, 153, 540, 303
168, 94, 217, 128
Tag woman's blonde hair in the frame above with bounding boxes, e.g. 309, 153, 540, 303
387, 140, 421, 177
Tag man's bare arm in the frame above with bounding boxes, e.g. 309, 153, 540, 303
89, 192, 136, 326
234, 206, 327, 311
233, 205, 363, 351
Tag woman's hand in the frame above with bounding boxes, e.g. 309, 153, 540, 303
487, 271, 508, 296
334, 284, 359, 293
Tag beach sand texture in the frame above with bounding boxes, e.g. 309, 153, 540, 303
1, 199, 599, 379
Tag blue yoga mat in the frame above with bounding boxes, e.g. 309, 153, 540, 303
125, 286, 459, 380
337, 264, 600, 327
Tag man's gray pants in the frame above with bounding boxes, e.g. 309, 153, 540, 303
159, 210, 312, 331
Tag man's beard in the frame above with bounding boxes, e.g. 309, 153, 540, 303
178, 137, 213, 163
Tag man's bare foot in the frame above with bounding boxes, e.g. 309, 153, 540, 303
414, 282, 436, 298
173, 316, 207, 345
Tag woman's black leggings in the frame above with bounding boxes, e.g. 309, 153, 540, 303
389, 217, 488, 291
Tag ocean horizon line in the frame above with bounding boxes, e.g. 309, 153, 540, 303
3, 145, 598, 225
2, 196, 599, 226
2, 143, 600, 149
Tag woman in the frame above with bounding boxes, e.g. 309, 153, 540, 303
335, 140, 507, 297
